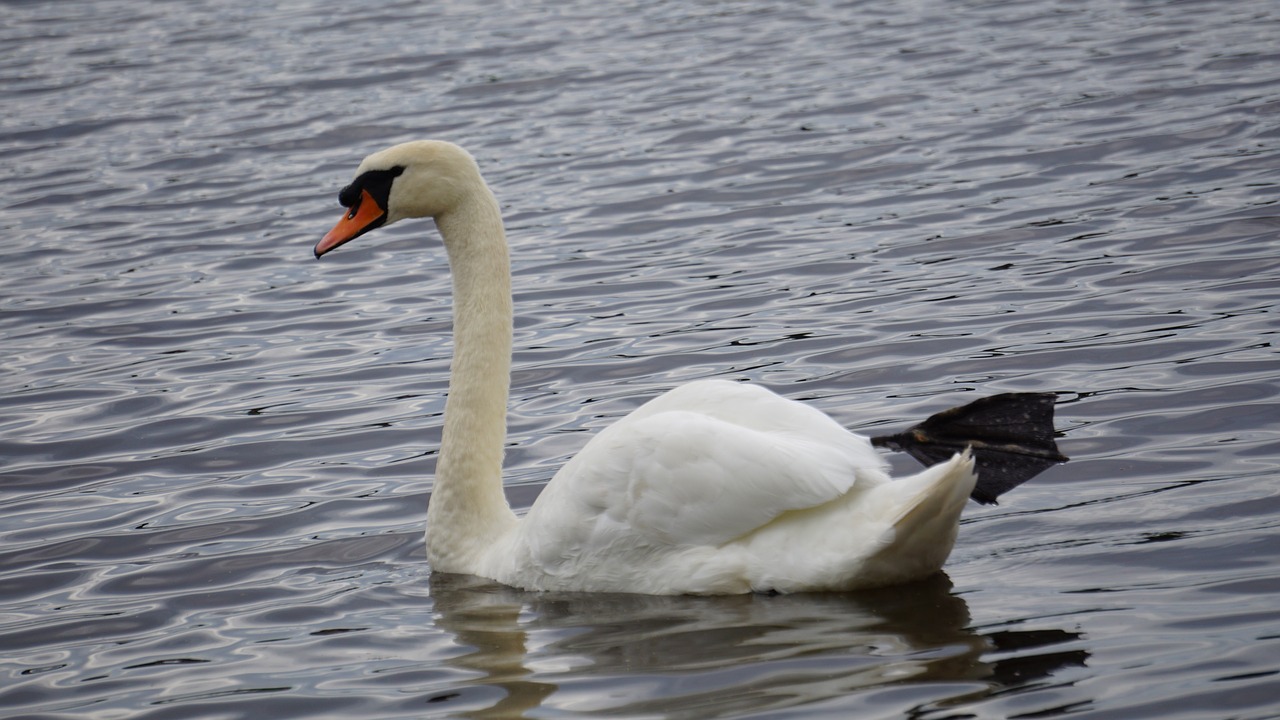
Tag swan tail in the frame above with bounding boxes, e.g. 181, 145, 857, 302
870, 392, 1068, 504
889, 450, 976, 529
858, 451, 977, 585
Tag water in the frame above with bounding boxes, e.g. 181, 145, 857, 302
2, 0, 1278, 717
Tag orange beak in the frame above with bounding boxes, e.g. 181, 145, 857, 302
314, 188, 387, 258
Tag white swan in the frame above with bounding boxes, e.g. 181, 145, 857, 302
315, 140, 1027, 595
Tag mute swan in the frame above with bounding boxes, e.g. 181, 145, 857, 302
314, 140, 1066, 594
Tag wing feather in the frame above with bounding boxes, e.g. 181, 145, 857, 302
520, 380, 882, 567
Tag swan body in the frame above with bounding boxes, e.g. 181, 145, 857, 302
316, 140, 979, 595
496, 379, 976, 593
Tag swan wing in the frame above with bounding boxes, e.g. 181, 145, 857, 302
520, 380, 884, 566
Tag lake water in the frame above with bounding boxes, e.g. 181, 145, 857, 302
3, 0, 1279, 717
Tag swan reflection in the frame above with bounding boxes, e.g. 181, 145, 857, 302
427, 572, 1085, 718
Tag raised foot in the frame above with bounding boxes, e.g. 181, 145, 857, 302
871, 392, 1069, 505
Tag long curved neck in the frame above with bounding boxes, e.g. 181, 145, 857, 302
426, 184, 518, 572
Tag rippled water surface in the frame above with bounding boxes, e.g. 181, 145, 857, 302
3, 0, 1279, 717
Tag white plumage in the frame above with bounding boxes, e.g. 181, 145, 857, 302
315, 140, 978, 595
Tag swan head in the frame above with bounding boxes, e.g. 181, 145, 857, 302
315, 140, 484, 258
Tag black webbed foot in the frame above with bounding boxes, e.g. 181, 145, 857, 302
871, 393, 1069, 504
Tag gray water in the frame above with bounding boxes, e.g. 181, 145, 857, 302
3, 0, 1279, 717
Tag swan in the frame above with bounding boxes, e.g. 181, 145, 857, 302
314, 140, 1065, 595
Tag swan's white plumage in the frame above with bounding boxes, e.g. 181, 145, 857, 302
500, 379, 976, 593
318, 140, 979, 595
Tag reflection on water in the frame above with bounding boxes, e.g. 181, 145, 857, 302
429, 573, 1086, 718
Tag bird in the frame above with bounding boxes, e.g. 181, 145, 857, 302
313, 140, 1066, 595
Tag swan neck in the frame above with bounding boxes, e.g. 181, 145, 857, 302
427, 187, 518, 571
